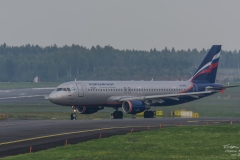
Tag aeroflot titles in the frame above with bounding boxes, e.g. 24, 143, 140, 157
89, 83, 114, 86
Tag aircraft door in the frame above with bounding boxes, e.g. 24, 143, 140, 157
124, 87, 127, 94
128, 87, 131, 94
76, 83, 84, 97
193, 83, 198, 92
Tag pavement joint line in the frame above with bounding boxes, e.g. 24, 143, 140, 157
0, 126, 148, 146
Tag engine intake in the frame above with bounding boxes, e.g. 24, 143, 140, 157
76, 106, 103, 114
122, 100, 146, 114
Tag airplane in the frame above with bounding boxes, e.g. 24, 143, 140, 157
49, 45, 238, 119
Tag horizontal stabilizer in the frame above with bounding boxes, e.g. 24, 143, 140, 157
208, 85, 240, 90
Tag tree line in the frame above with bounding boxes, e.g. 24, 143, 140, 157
0, 43, 239, 82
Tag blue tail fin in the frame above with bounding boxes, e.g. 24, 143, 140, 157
190, 45, 221, 83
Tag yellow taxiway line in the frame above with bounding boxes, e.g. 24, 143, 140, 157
0, 126, 145, 146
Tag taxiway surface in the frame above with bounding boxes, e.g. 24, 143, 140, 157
0, 118, 239, 158
0, 88, 54, 103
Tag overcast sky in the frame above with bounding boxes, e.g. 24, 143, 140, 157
0, 0, 239, 51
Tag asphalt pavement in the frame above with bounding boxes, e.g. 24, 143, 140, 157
0, 117, 239, 158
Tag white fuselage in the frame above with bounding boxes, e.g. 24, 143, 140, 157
49, 80, 196, 106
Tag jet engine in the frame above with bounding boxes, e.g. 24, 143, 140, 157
76, 106, 104, 114
122, 100, 146, 114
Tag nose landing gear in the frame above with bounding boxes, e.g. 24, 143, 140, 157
71, 106, 77, 120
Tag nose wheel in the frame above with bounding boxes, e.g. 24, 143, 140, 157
71, 106, 77, 120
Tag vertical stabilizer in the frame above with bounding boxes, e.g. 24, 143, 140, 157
190, 45, 221, 83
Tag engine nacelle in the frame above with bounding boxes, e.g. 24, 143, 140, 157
122, 100, 146, 114
76, 106, 104, 114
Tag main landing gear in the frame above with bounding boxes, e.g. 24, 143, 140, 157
113, 109, 123, 119
144, 110, 154, 118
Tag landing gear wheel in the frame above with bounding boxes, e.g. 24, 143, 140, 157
113, 111, 123, 119
71, 106, 77, 120
71, 113, 77, 120
144, 111, 154, 118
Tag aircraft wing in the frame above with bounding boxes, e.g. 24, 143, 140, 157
118, 90, 214, 102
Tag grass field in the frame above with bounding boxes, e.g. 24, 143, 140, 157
0, 82, 240, 119
2, 125, 240, 160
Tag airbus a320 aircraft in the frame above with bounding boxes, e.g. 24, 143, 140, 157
49, 45, 238, 119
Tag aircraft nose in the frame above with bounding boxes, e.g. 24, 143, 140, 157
49, 92, 58, 103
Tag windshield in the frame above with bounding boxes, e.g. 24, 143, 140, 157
56, 88, 71, 91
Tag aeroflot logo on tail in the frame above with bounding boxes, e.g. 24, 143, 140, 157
89, 83, 114, 86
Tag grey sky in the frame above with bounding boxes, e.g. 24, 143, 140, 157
0, 0, 239, 51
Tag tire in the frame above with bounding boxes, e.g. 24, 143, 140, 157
113, 111, 123, 119
144, 111, 154, 118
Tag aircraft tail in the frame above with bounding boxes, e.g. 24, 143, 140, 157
190, 45, 221, 83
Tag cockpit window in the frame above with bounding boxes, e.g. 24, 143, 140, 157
56, 87, 70, 91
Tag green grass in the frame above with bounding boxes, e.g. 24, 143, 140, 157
3, 125, 240, 160
0, 103, 134, 120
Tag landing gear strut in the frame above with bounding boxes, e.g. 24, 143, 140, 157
113, 109, 123, 119
144, 110, 154, 118
71, 106, 77, 120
